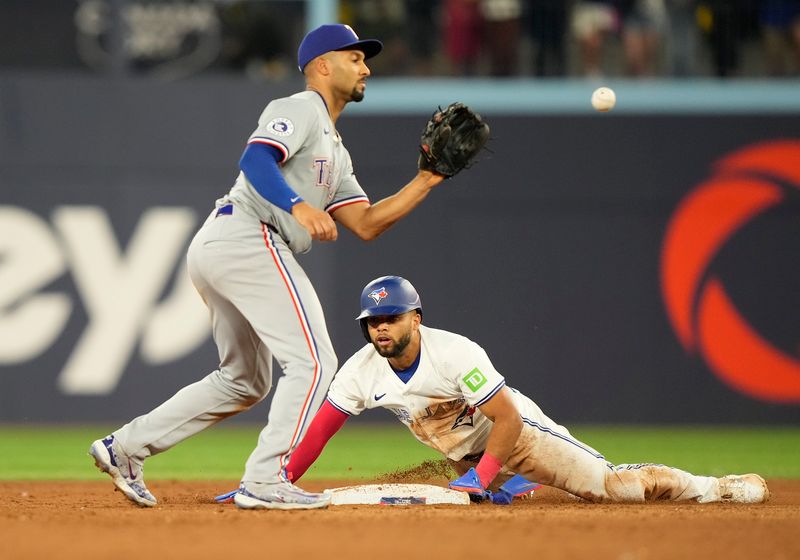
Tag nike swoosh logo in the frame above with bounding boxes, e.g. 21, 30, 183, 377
290, 196, 300, 203
374, 393, 386, 401
127, 458, 138, 479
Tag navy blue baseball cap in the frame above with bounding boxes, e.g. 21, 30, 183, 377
297, 24, 383, 71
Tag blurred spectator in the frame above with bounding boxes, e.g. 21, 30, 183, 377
572, 0, 620, 76
760, 0, 800, 76
527, 0, 568, 76
406, 0, 441, 75
620, 0, 668, 75
443, 0, 483, 75
664, 0, 699, 76
216, 1, 303, 80
481, 0, 523, 76
343, 0, 412, 75
697, 0, 747, 77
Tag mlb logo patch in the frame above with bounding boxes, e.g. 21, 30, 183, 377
266, 117, 294, 136
369, 287, 388, 304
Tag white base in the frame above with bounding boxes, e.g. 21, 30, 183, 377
324, 483, 470, 506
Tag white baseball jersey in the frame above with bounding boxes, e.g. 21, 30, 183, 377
327, 325, 507, 461
227, 90, 369, 254
326, 324, 724, 503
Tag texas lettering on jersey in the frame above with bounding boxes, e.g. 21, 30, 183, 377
313, 157, 336, 202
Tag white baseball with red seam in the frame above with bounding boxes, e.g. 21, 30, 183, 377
591, 87, 616, 112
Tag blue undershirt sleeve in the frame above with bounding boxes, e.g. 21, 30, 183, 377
239, 143, 304, 213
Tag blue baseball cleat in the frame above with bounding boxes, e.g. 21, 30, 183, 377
448, 467, 491, 502
490, 474, 543, 505
214, 488, 240, 504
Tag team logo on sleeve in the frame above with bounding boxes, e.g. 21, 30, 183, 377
368, 287, 388, 304
463, 368, 487, 392
267, 117, 294, 136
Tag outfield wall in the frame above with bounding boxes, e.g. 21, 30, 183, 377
1, 74, 798, 424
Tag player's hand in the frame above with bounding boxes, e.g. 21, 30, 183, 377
292, 201, 338, 242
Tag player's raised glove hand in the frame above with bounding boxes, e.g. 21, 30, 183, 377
448, 467, 491, 502
418, 102, 490, 178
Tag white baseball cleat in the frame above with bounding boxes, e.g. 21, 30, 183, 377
718, 474, 770, 503
89, 435, 157, 507
234, 480, 331, 510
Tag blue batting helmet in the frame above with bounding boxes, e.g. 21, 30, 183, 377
356, 276, 422, 342
356, 276, 422, 320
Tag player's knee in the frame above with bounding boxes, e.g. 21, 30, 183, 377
566, 464, 645, 503
213, 368, 270, 405
603, 465, 647, 502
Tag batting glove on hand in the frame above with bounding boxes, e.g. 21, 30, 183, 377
490, 474, 543, 505
449, 467, 491, 502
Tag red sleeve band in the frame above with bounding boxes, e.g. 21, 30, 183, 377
284, 400, 348, 482
475, 452, 504, 489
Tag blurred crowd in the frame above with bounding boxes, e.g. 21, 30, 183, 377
215, 0, 800, 79
2, 0, 800, 79
328, 0, 800, 78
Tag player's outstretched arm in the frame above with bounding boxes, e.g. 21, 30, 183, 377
474, 388, 523, 488
331, 170, 444, 241
284, 400, 349, 482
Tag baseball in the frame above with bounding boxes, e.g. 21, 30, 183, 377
591, 87, 616, 112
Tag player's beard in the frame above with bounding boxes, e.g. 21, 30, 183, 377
350, 86, 364, 102
373, 331, 412, 358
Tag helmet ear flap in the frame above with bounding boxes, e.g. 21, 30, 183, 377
360, 318, 371, 343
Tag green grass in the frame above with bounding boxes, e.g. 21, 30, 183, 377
0, 424, 798, 481
0, 423, 440, 481
570, 426, 800, 478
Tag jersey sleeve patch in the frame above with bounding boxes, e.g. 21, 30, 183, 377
266, 117, 294, 136
463, 367, 488, 392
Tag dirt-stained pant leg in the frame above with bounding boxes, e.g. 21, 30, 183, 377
486, 389, 721, 503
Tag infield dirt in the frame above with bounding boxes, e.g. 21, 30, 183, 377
2, 477, 798, 560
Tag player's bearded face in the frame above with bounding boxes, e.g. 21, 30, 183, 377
367, 313, 415, 358
332, 50, 369, 103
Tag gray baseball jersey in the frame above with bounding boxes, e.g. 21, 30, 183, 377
112, 89, 369, 484
327, 325, 722, 503
227, 90, 369, 254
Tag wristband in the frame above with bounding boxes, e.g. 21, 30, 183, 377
475, 452, 504, 489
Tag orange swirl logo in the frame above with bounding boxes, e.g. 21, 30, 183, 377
661, 140, 800, 403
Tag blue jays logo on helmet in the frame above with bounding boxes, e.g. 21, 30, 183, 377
368, 287, 388, 305
356, 275, 422, 321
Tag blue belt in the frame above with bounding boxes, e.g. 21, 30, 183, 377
216, 203, 279, 234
